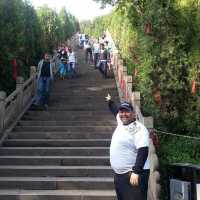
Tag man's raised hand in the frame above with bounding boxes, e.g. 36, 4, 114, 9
105, 93, 111, 102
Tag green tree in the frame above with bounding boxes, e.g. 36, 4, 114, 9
36, 5, 61, 52
0, 1, 79, 94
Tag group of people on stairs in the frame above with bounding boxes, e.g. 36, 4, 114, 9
79, 33, 113, 78
57, 45, 77, 79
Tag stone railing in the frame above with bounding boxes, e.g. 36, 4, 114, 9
106, 30, 161, 200
0, 54, 60, 142
0, 66, 37, 140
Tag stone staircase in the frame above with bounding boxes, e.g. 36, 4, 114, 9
0, 48, 119, 199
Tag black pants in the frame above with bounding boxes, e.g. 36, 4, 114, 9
114, 170, 149, 200
85, 48, 92, 63
93, 53, 99, 68
99, 61, 108, 78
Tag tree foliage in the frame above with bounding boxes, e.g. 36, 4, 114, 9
0, 1, 78, 94
82, 0, 200, 136
82, 2, 200, 197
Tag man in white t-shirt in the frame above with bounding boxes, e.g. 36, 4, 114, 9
92, 39, 100, 69
67, 47, 76, 78
106, 94, 150, 200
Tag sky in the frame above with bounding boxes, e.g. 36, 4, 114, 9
30, 0, 113, 21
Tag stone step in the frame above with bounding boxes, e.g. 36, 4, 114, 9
50, 91, 118, 97
8, 132, 112, 139
30, 105, 110, 111
51, 86, 117, 92
49, 94, 118, 99
0, 177, 114, 190
14, 126, 115, 132
4, 139, 111, 147
52, 81, 116, 87
48, 99, 118, 106
0, 156, 110, 166
18, 120, 116, 126
48, 98, 116, 104
0, 166, 113, 177
0, 189, 116, 200
49, 93, 112, 97
0, 147, 109, 156
22, 115, 114, 121
52, 83, 116, 89
26, 110, 111, 116
49, 97, 118, 103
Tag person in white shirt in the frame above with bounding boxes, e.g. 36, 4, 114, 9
92, 39, 100, 69
98, 43, 109, 78
67, 47, 76, 78
84, 40, 93, 64
106, 94, 150, 200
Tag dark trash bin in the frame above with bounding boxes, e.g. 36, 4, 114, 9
167, 163, 200, 200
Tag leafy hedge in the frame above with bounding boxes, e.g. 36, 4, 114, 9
81, 1, 200, 196
81, 0, 200, 136
0, 0, 79, 94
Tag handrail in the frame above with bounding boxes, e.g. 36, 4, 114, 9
0, 32, 77, 138
0, 46, 68, 140
4, 89, 20, 108
0, 68, 37, 138
106, 30, 160, 200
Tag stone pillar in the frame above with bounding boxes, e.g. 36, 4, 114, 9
0, 91, 7, 133
123, 65, 127, 75
16, 76, 24, 89
144, 116, 154, 129
30, 66, 37, 96
30, 66, 36, 77
114, 51, 118, 69
148, 140, 161, 200
16, 76, 24, 113
126, 75, 132, 100
131, 92, 141, 108
126, 75, 132, 84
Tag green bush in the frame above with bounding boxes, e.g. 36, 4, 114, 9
82, 2, 200, 199
0, 1, 78, 94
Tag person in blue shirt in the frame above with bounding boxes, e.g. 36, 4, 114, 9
59, 58, 67, 79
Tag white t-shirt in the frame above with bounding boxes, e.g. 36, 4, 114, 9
93, 43, 100, 54
68, 52, 75, 63
84, 41, 91, 49
110, 114, 150, 174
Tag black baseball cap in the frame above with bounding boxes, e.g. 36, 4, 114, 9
119, 102, 134, 112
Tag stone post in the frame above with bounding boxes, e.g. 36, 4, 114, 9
144, 116, 154, 129
126, 75, 132, 84
126, 75, 132, 100
0, 91, 7, 134
123, 65, 127, 75
30, 66, 36, 77
16, 76, 24, 113
113, 49, 118, 70
148, 140, 161, 200
131, 92, 141, 108
30, 66, 37, 96
16, 76, 24, 89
